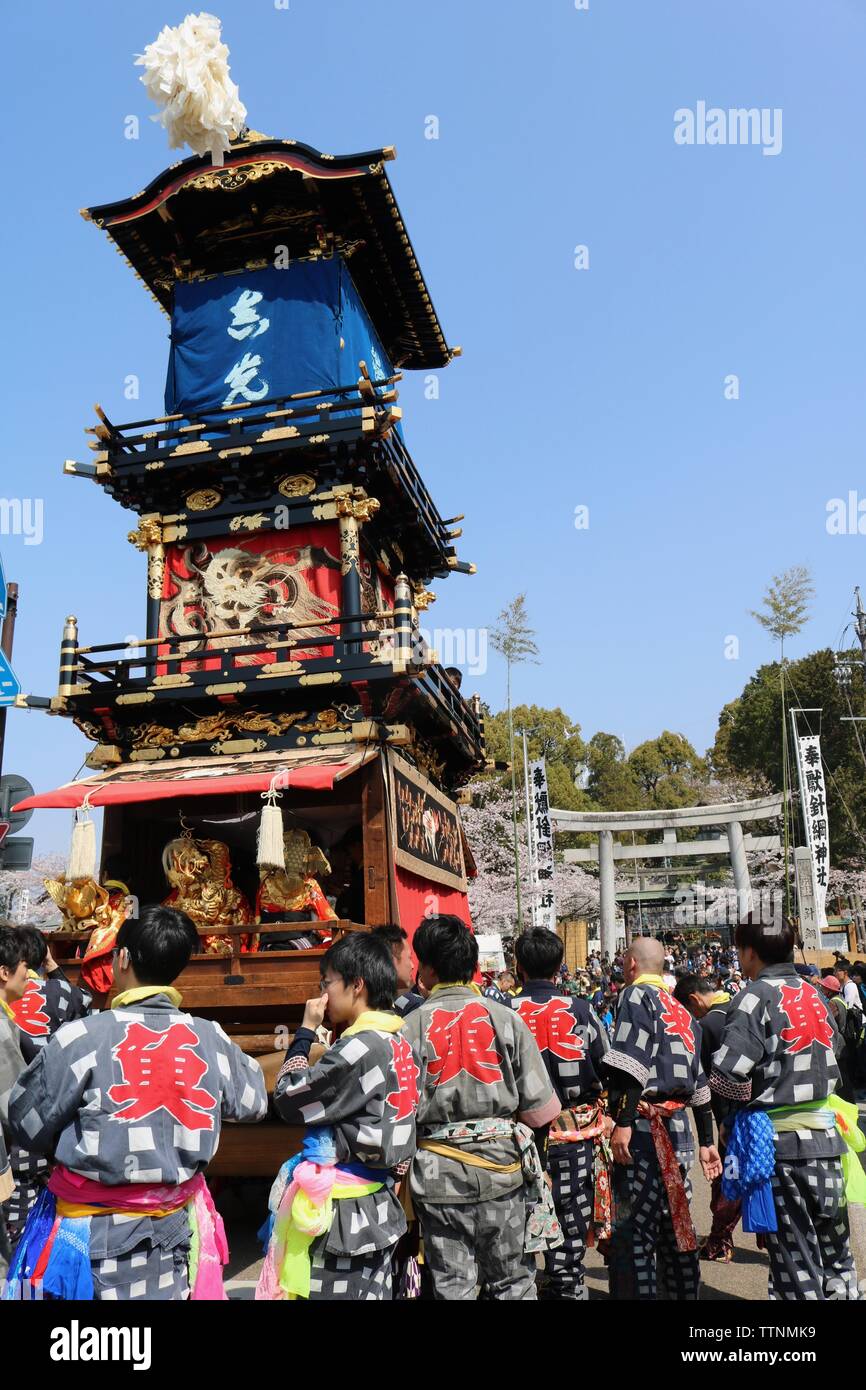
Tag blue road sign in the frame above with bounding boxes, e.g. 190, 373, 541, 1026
0, 649, 20, 705
0, 553, 6, 620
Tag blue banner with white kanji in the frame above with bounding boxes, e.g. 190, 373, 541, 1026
165, 259, 393, 416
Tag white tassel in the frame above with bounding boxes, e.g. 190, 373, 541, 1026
68, 796, 97, 882
135, 13, 247, 166
257, 786, 285, 870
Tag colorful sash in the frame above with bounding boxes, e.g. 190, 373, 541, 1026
255, 1128, 386, 1301
769, 1093, 866, 1205
549, 1102, 613, 1245
637, 1099, 697, 1253
420, 1117, 563, 1254
3, 1165, 227, 1301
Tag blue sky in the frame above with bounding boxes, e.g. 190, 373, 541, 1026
3, 0, 866, 852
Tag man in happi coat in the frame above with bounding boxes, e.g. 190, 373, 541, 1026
710, 916, 859, 1300
512, 927, 612, 1301
605, 937, 721, 1300
402, 915, 562, 1301
263, 933, 418, 1301
673, 972, 741, 1263
6, 906, 267, 1301
5, 926, 91, 1243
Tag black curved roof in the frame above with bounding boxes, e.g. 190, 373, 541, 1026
84, 134, 457, 371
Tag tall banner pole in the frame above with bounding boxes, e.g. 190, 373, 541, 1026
528, 757, 557, 932
790, 708, 828, 950
521, 729, 535, 926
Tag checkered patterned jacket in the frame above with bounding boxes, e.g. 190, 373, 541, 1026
709, 962, 845, 1160
273, 1023, 419, 1256
0, 1009, 24, 1133
7, 993, 268, 1182
403, 985, 560, 1204
511, 980, 610, 1107
605, 981, 710, 1162
14, 970, 90, 1064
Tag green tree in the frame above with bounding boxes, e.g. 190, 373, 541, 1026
750, 566, 814, 649
629, 731, 706, 809
484, 705, 585, 782
712, 648, 866, 864
585, 732, 645, 810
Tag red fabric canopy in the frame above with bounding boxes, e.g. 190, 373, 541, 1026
14, 748, 375, 811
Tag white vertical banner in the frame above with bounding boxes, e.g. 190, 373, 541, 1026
795, 734, 829, 937
528, 758, 557, 931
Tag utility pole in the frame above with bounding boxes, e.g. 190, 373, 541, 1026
0, 581, 19, 783
854, 586, 866, 675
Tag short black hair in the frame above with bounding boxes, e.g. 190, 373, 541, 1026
15, 925, 48, 971
0, 925, 24, 973
734, 915, 795, 966
371, 924, 408, 952
515, 928, 564, 979
672, 973, 716, 1007
835, 958, 852, 973
413, 915, 478, 983
321, 933, 397, 1009
116, 905, 199, 985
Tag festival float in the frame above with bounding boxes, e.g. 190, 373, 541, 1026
11, 14, 485, 1172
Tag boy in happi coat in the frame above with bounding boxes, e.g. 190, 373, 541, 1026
10, 927, 90, 1056
261, 932, 418, 1301
0, 928, 28, 1258
6, 906, 267, 1301
605, 937, 721, 1300
402, 915, 562, 1301
710, 916, 859, 1300
512, 927, 612, 1301
371, 923, 424, 1018
5, 926, 92, 1242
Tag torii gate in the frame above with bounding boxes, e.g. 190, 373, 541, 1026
550, 793, 783, 957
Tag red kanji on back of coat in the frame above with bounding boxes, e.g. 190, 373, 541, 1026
426, 1002, 504, 1087
778, 983, 835, 1055
108, 1021, 218, 1130
10, 980, 51, 1037
386, 1033, 420, 1120
659, 992, 695, 1053
514, 997, 586, 1062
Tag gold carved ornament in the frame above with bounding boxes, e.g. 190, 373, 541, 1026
162, 831, 253, 955
43, 876, 129, 939
127, 518, 163, 552
130, 709, 311, 749
186, 488, 223, 512
277, 473, 316, 498
258, 830, 336, 921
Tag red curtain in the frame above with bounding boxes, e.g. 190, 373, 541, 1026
394, 864, 473, 949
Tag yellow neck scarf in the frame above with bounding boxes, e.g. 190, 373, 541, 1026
430, 981, 482, 997
633, 973, 669, 992
0, 999, 13, 1020
112, 985, 183, 1009
342, 1009, 404, 1037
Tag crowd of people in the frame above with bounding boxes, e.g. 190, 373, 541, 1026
0, 908, 863, 1302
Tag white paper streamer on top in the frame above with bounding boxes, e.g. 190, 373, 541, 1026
135, 12, 247, 166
